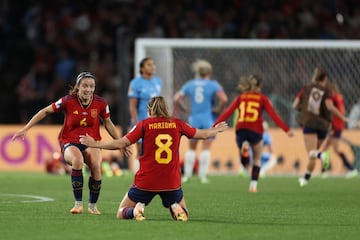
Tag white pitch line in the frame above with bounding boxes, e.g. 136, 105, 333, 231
0, 194, 54, 203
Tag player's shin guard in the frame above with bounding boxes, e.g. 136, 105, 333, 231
71, 169, 83, 201
184, 150, 196, 178
198, 150, 210, 180
88, 177, 102, 204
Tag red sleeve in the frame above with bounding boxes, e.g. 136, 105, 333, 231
214, 96, 240, 126
179, 120, 197, 138
125, 122, 143, 144
263, 96, 290, 133
296, 87, 304, 99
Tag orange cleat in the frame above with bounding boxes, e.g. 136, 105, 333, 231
70, 205, 83, 214
171, 203, 188, 222
133, 202, 146, 221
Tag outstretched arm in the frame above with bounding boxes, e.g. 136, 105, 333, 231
12, 105, 54, 140
193, 121, 228, 139
80, 134, 132, 150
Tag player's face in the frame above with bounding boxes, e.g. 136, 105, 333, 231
78, 78, 95, 101
141, 59, 156, 76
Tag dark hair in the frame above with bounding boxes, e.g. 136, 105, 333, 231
311, 66, 328, 83
69, 71, 96, 95
76, 71, 96, 84
139, 57, 152, 74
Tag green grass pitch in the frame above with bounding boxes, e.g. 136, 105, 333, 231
1, 172, 359, 240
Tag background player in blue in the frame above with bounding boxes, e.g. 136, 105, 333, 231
174, 59, 228, 183
128, 57, 162, 172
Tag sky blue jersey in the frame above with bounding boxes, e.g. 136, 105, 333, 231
180, 79, 222, 128
128, 75, 162, 122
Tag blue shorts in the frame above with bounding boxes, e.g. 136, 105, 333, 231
303, 126, 328, 140
330, 129, 342, 139
235, 129, 263, 148
128, 185, 184, 208
62, 143, 88, 152
188, 115, 214, 129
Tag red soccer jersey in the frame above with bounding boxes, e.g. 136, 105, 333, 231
125, 117, 196, 191
52, 94, 110, 145
332, 92, 345, 130
215, 92, 289, 134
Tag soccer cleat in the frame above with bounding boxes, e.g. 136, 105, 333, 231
241, 141, 250, 158
346, 169, 358, 178
248, 186, 258, 193
298, 177, 308, 187
70, 205, 83, 214
181, 176, 189, 183
88, 206, 101, 215
171, 203, 188, 222
133, 202, 146, 221
200, 177, 210, 184
320, 151, 330, 170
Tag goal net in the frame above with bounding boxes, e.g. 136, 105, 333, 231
135, 39, 360, 127
134, 39, 360, 175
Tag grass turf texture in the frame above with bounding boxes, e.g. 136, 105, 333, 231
1, 173, 359, 240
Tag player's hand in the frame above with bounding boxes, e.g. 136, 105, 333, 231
12, 129, 27, 141
214, 121, 228, 132
79, 133, 96, 147
287, 129, 294, 137
121, 146, 132, 158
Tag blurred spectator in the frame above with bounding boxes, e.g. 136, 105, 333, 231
0, 0, 359, 125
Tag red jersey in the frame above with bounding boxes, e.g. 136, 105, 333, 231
52, 94, 110, 145
125, 117, 196, 191
332, 92, 345, 130
215, 92, 289, 134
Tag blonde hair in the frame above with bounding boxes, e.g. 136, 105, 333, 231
192, 59, 213, 78
147, 96, 171, 118
237, 74, 262, 92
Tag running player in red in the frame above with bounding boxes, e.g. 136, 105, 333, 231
12, 72, 121, 214
80, 96, 228, 221
320, 82, 356, 177
214, 75, 293, 193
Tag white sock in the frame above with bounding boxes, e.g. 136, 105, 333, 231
184, 150, 196, 178
198, 150, 211, 180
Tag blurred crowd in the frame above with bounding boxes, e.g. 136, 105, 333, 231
0, 0, 359, 125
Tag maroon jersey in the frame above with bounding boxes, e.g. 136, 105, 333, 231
125, 117, 196, 191
52, 94, 110, 145
215, 92, 289, 134
295, 83, 332, 131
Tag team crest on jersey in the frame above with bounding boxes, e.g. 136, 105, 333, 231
91, 109, 97, 118
73, 110, 79, 115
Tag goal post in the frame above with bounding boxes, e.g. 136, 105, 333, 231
135, 38, 360, 127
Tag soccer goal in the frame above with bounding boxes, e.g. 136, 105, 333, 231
135, 38, 360, 127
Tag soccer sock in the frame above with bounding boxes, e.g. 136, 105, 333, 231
304, 172, 312, 180
339, 152, 354, 170
251, 165, 260, 181
198, 150, 210, 180
184, 150, 196, 178
71, 169, 83, 201
88, 177, 102, 204
240, 155, 250, 168
121, 207, 135, 219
